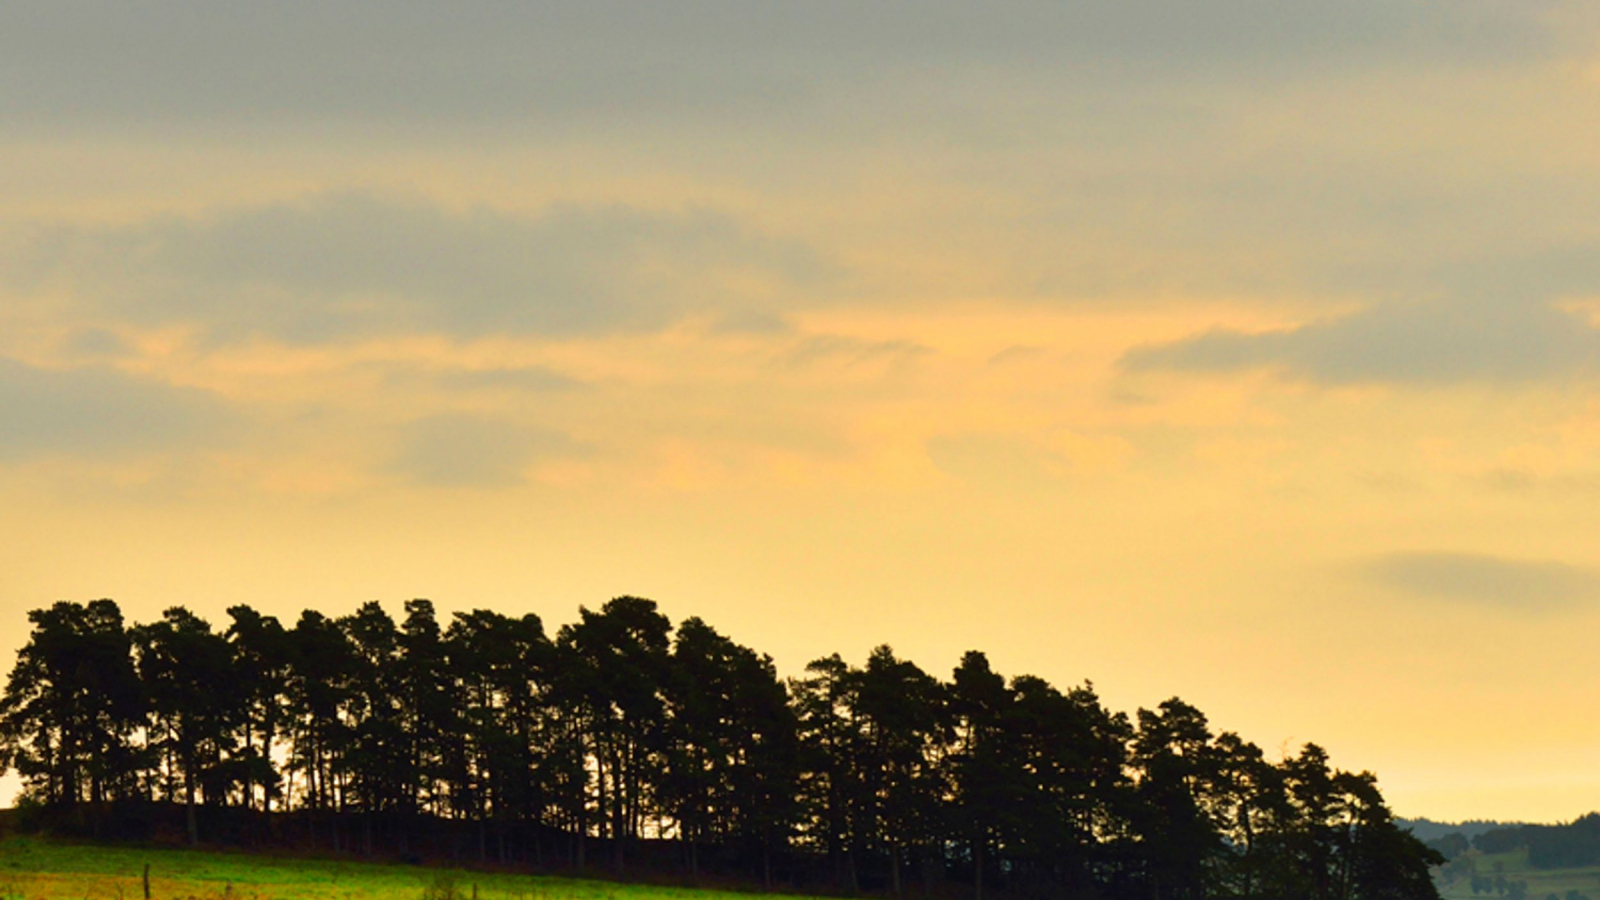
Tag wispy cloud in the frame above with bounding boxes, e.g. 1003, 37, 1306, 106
1362, 551, 1600, 611
60, 328, 136, 361
3, 192, 833, 342
782, 334, 931, 370
391, 413, 589, 487
0, 1, 1561, 129
400, 366, 585, 394
0, 357, 231, 460
1123, 298, 1600, 385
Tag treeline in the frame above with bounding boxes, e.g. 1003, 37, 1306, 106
1467, 814, 1600, 868
1398, 819, 1523, 845
0, 597, 1441, 900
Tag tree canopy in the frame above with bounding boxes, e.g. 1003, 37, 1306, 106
1, 597, 1442, 900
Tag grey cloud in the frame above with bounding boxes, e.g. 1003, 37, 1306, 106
708, 309, 793, 336
61, 328, 135, 360
4, 192, 832, 340
1363, 552, 1600, 611
1445, 245, 1600, 306
0, 358, 230, 460
1123, 297, 1600, 384
987, 345, 1044, 367
428, 367, 583, 393
392, 414, 589, 487
1476, 467, 1600, 494
380, 363, 582, 395
0, 1, 1565, 130
783, 335, 932, 369
1322, 241, 1600, 314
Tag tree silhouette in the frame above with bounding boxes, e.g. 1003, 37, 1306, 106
133, 607, 238, 844
793, 653, 867, 892
948, 651, 1011, 900
284, 609, 354, 849
1129, 698, 1224, 900
850, 646, 948, 898
558, 597, 672, 873
0, 601, 144, 815
340, 601, 407, 855
0, 597, 1445, 900
224, 605, 291, 820
398, 599, 456, 833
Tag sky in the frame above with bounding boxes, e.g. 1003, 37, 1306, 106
4, 0, 1600, 823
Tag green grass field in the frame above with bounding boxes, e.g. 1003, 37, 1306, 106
0, 837, 806, 900
1437, 848, 1600, 900
18, 834, 1600, 900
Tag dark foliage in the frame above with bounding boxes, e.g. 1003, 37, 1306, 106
1525, 814, 1600, 869
1397, 819, 1521, 844
1472, 826, 1525, 855
2, 598, 1443, 900
1423, 832, 1469, 861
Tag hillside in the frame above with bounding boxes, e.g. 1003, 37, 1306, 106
1435, 847, 1600, 900
1402, 820, 1530, 844
0, 836, 804, 900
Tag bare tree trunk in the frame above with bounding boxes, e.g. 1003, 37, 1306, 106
184, 764, 199, 846
331, 772, 342, 854
974, 840, 983, 900
762, 838, 772, 892
610, 746, 626, 874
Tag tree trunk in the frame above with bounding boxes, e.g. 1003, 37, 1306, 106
1240, 809, 1254, 900
891, 844, 902, 898
331, 776, 342, 854
974, 840, 983, 900
610, 746, 626, 874
184, 763, 199, 846
242, 719, 253, 821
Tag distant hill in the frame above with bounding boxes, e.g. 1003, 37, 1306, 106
1398, 817, 1529, 843
1406, 814, 1600, 868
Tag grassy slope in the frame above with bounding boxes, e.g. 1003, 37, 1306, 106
0, 837, 812, 900
12, 836, 1600, 900
1437, 848, 1600, 900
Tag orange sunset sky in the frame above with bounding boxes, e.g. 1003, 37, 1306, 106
4, 1, 1600, 823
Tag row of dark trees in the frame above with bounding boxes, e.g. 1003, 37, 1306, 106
0, 597, 1442, 900
1465, 814, 1600, 868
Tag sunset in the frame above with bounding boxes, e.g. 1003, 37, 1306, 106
3, 5, 1600, 896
